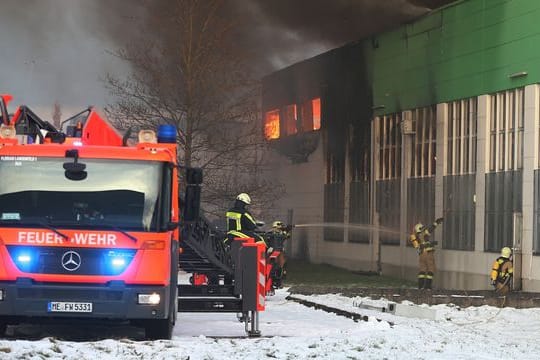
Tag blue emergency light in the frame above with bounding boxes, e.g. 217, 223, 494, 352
157, 124, 177, 143
105, 250, 136, 275
12, 248, 37, 272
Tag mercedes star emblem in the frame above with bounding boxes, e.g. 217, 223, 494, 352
61, 251, 81, 271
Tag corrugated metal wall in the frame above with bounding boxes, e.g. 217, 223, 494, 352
407, 177, 435, 235
443, 174, 476, 250
376, 179, 400, 245
349, 180, 370, 243
324, 183, 345, 241
485, 171, 522, 252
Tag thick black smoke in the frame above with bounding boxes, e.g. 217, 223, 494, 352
0, 0, 452, 109
237, 0, 455, 72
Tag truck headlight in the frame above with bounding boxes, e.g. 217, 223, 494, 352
138, 293, 160, 305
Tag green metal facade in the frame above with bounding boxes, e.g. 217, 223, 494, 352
371, 0, 540, 115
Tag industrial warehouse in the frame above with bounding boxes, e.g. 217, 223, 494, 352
262, 0, 540, 291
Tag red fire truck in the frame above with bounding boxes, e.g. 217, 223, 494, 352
0, 94, 265, 339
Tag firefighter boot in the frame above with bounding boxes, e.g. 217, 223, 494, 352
425, 272, 434, 290
418, 277, 426, 289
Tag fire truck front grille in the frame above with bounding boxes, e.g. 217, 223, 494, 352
6, 246, 137, 276
17, 287, 123, 301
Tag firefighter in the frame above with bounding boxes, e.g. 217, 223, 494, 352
409, 217, 443, 290
225, 193, 266, 246
490, 247, 513, 295
268, 221, 291, 287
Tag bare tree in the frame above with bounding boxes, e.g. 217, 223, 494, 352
105, 0, 282, 218
52, 101, 62, 129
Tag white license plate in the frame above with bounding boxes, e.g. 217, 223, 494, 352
47, 302, 93, 313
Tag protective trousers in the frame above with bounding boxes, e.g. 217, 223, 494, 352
418, 251, 436, 289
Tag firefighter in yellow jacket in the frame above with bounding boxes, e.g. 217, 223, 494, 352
490, 247, 513, 295
225, 193, 266, 246
409, 217, 443, 290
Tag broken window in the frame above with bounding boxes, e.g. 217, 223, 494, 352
264, 109, 280, 140
300, 97, 321, 132
376, 113, 401, 180
409, 106, 436, 178
312, 98, 321, 130
301, 100, 313, 132
282, 104, 297, 136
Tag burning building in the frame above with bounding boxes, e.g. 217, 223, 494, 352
262, 0, 540, 291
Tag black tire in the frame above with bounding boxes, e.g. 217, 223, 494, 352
0, 321, 6, 337
145, 242, 179, 340
144, 284, 177, 340
144, 317, 173, 340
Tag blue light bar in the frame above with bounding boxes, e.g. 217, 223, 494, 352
157, 124, 177, 143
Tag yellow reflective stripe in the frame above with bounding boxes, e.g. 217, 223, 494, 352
244, 212, 255, 224
226, 211, 242, 230
227, 230, 250, 239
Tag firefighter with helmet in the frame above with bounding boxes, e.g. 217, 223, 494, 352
268, 220, 292, 287
409, 217, 443, 290
225, 193, 266, 246
490, 247, 513, 295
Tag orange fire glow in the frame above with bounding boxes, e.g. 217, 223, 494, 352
312, 98, 321, 130
264, 109, 280, 140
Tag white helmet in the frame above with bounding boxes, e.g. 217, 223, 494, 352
272, 221, 283, 228
236, 193, 251, 205
501, 247, 512, 258
414, 223, 424, 233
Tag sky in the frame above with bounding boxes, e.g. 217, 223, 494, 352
0, 288, 537, 359
0, 0, 451, 112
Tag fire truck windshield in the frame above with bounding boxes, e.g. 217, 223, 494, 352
0, 157, 165, 231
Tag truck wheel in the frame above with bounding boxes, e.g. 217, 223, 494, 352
145, 289, 176, 340
0, 321, 6, 337
145, 266, 178, 340
144, 316, 173, 340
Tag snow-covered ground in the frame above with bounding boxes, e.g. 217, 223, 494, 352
0, 289, 538, 359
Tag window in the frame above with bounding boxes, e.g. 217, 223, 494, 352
447, 98, 477, 175
485, 88, 524, 253
326, 153, 344, 184
376, 113, 402, 180
0, 158, 164, 231
264, 109, 280, 140
444, 98, 477, 251
409, 106, 436, 177
283, 104, 297, 136
312, 98, 321, 130
266, 99, 320, 140
300, 97, 321, 132
300, 100, 313, 132
488, 88, 524, 172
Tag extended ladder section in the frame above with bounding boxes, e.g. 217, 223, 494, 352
179, 213, 266, 336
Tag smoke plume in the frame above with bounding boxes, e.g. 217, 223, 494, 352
0, 0, 451, 109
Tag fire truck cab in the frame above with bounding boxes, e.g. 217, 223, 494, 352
0, 94, 266, 340
0, 95, 181, 339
